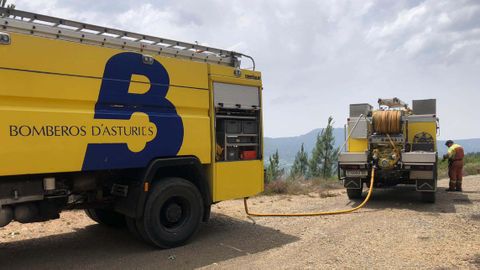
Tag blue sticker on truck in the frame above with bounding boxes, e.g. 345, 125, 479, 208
82, 52, 184, 171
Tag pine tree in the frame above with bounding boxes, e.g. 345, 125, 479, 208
290, 143, 309, 179
308, 132, 322, 178
266, 149, 281, 183
308, 116, 338, 179
320, 116, 338, 178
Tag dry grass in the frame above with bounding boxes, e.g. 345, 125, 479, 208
263, 178, 343, 196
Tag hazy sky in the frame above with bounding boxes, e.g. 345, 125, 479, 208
10, 0, 480, 139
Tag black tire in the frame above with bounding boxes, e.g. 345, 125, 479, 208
84, 208, 126, 227
142, 178, 203, 248
125, 217, 152, 244
347, 188, 363, 200
125, 217, 142, 240
421, 192, 436, 203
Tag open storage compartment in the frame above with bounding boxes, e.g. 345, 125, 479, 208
214, 82, 261, 162
215, 109, 261, 161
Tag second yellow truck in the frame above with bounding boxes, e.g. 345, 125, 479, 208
338, 98, 439, 203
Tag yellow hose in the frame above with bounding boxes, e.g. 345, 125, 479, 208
244, 168, 375, 217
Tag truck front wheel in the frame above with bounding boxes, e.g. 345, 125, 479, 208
84, 208, 126, 227
142, 177, 203, 248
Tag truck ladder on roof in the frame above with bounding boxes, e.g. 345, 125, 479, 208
0, 7, 251, 68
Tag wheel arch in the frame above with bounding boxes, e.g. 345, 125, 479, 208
136, 156, 212, 221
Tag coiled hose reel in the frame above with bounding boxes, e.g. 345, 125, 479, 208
372, 110, 402, 134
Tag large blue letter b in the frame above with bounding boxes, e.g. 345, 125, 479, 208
82, 52, 184, 171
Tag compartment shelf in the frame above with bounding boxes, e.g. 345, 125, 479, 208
216, 115, 257, 120
226, 134, 258, 137
226, 143, 259, 147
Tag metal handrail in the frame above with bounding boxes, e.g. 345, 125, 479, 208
0, 7, 250, 68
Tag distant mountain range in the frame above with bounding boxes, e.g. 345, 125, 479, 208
264, 128, 480, 167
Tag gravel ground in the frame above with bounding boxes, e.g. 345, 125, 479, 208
0, 176, 479, 270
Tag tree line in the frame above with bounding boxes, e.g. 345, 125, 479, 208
266, 116, 339, 182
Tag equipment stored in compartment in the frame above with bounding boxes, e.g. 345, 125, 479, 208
240, 150, 257, 160
215, 106, 261, 162
226, 120, 242, 134
242, 121, 258, 134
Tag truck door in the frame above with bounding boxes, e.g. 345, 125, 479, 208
212, 82, 264, 201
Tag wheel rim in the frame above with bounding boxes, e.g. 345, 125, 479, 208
159, 196, 191, 230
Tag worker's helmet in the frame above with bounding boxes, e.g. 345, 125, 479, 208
445, 140, 454, 146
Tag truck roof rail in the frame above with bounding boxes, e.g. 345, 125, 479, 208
0, 7, 250, 68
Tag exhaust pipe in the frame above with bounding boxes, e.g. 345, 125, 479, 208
0, 206, 13, 227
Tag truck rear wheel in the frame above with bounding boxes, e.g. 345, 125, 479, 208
420, 192, 436, 203
346, 188, 363, 200
142, 177, 203, 248
84, 208, 126, 227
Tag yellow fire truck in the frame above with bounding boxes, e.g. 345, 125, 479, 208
0, 7, 264, 248
338, 98, 439, 203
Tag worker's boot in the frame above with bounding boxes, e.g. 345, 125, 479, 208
445, 181, 456, 192
455, 181, 463, 192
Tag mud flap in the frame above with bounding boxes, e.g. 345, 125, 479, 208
416, 179, 436, 192
344, 178, 362, 189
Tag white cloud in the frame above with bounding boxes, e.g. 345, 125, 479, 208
366, 0, 480, 63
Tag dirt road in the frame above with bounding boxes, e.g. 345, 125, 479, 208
1, 176, 479, 269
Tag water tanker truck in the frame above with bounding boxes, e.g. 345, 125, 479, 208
338, 98, 439, 203
0, 7, 264, 248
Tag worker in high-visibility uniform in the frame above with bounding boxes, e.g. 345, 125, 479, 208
443, 140, 464, 192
